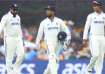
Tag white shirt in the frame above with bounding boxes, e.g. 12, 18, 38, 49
83, 12, 105, 39
36, 17, 71, 45
0, 12, 22, 37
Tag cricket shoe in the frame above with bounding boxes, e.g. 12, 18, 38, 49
12, 67, 19, 74
7, 70, 14, 74
43, 68, 50, 74
85, 70, 92, 74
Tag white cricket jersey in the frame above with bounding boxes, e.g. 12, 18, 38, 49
83, 12, 105, 39
0, 12, 22, 37
36, 17, 71, 45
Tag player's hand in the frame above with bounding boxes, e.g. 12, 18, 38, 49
64, 39, 70, 49
82, 39, 88, 47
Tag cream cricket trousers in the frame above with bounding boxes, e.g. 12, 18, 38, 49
5, 37, 25, 74
88, 36, 105, 74
43, 42, 59, 74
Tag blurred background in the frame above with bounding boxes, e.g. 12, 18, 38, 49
0, 0, 105, 74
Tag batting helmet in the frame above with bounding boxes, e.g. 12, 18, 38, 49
57, 31, 67, 41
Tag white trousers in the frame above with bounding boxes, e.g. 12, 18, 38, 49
87, 36, 105, 74
5, 37, 25, 74
43, 42, 59, 74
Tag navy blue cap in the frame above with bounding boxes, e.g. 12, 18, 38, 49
10, 4, 18, 10
92, 0, 103, 6
45, 5, 56, 11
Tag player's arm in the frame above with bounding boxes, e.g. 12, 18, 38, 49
35, 22, 44, 49
0, 15, 7, 35
18, 16, 23, 38
18, 16, 26, 46
83, 15, 91, 47
60, 20, 71, 45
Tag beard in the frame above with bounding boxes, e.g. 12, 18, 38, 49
11, 11, 18, 17
47, 13, 53, 18
13, 13, 17, 17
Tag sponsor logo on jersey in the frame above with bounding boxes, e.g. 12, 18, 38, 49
11, 22, 19, 25
48, 27, 58, 30
94, 21, 104, 24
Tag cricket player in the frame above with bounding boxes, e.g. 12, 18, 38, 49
35, 5, 71, 74
83, 1, 105, 74
0, 4, 25, 74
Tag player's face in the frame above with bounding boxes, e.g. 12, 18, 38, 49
10, 8, 18, 17
46, 9, 54, 17
92, 4, 102, 12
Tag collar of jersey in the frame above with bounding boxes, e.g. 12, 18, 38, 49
47, 16, 56, 22
94, 11, 104, 15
